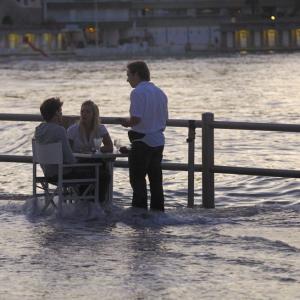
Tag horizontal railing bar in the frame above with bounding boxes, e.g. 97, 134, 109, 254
214, 121, 300, 132
213, 165, 300, 178
0, 155, 202, 172
0, 193, 31, 201
0, 114, 43, 122
166, 119, 202, 128
0, 155, 32, 163
115, 160, 202, 171
2, 113, 300, 132
1, 113, 300, 132
0, 113, 202, 128
2, 154, 300, 178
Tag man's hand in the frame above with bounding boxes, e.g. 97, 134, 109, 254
121, 116, 141, 128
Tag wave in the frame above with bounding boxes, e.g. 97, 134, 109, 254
0, 195, 298, 231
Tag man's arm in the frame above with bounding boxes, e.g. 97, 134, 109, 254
121, 116, 141, 128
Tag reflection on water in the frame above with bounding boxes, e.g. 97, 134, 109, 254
0, 201, 299, 300
0, 54, 300, 299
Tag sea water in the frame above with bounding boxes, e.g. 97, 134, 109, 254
0, 54, 299, 299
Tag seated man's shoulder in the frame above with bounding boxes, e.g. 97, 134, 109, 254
44, 123, 68, 138
49, 122, 66, 131
48, 125, 67, 141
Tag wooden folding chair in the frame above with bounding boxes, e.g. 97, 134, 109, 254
32, 139, 102, 215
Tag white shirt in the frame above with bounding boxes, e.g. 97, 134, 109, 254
130, 81, 168, 146
67, 123, 108, 153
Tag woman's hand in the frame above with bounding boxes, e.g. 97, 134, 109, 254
101, 133, 113, 152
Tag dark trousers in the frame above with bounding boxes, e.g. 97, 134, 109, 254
129, 141, 164, 211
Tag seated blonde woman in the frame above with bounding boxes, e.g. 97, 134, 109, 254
67, 100, 113, 202
67, 100, 113, 153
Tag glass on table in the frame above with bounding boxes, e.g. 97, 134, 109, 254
113, 139, 122, 152
93, 137, 103, 153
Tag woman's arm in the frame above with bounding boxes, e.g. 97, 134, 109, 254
101, 133, 113, 153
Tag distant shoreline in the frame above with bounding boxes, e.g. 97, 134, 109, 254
0, 48, 299, 62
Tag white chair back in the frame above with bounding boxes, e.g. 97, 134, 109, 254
32, 139, 103, 215
32, 140, 63, 164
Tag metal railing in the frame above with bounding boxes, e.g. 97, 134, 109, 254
202, 113, 300, 208
0, 113, 201, 207
1, 112, 300, 208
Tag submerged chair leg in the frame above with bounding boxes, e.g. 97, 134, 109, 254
57, 167, 63, 216
32, 163, 39, 210
57, 193, 63, 216
38, 182, 57, 213
41, 194, 55, 213
94, 166, 101, 211
33, 184, 38, 210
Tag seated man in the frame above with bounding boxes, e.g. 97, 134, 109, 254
34, 97, 76, 180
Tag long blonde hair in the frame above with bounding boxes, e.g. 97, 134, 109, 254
79, 100, 101, 142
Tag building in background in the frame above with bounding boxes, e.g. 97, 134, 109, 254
0, 0, 300, 56
0, 0, 63, 55
219, 0, 300, 51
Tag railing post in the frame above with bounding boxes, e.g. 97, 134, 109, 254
202, 113, 215, 208
187, 120, 196, 208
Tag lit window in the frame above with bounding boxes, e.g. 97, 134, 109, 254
86, 26, 96, 33
142, 7, 151, 16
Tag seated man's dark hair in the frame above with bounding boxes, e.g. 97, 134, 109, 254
40, 97, 63, 122
127, 61, 150, 81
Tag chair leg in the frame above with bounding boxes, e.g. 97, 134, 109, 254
69, 184, 94, 203
40, 182, 57, 212
41, 194, 55, 213
33, 181, 38, 209
32, 163, 38, 210
58, 193, 63, 216
95, 167, 101, 211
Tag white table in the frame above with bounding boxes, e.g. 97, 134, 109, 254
73, 151, 128, 202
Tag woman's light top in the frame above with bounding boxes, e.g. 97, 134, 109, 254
67, 123, 108, 153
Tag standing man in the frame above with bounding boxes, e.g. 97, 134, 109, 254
122, 61, 168, 211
